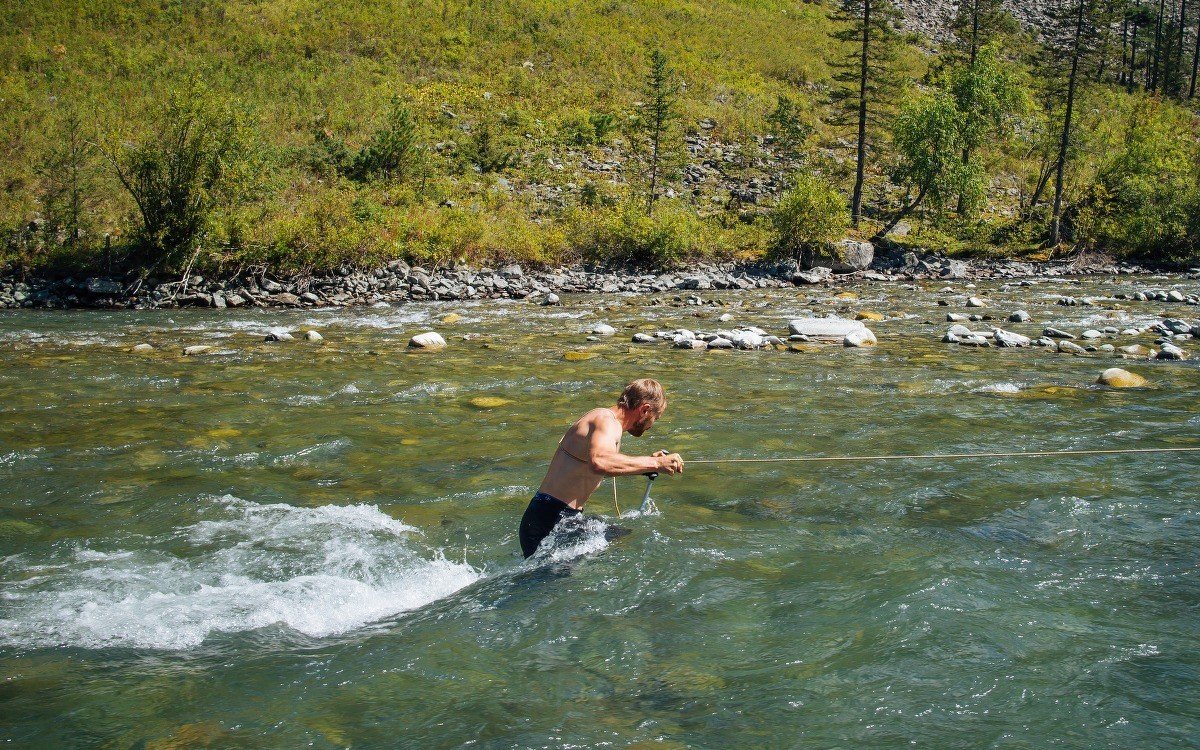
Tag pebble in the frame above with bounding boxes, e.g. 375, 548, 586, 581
408, 332, 447, 350
1081, 330, 1102, 339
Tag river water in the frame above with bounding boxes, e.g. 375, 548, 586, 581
1, 276, 1197, 748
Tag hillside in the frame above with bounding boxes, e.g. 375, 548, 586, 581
1, 0, 1198, 278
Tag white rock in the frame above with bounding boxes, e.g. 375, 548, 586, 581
183, 345, 213, 356
132, 343, 155, 353
632, 333, 656, 343
543, 293, 561, 306
265, 332, 294, 342
844, 328, 877, 347
966, 297, 985, 308
591, 323, 617, 336
304, 330, 323, 342
408, 332, 447, 350
788, 317, 865, 340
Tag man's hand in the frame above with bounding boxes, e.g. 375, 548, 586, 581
654, 449, 684, 475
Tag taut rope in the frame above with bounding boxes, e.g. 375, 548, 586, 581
685, 446, 1200, 464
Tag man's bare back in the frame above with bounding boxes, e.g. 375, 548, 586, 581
518, 380, 684, 557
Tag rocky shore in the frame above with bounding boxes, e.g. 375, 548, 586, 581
1, 249, 1195, 311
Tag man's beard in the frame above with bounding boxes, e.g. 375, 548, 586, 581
628, 416, 653, 437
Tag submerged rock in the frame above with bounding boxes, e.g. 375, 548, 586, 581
632, 333, 656, 343
1098, 368, 1148, 387
131, 343, 155, 353
1044, 327, 1075, 339
1155, 344, 1188, 360
183, 345, 213, 356
591, 323, 617, 336
265, 331, 294, 342
1058, 340, 1088, 355
304, 330, 324, 342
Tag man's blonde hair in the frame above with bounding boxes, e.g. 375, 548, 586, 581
617, 378, 666, 414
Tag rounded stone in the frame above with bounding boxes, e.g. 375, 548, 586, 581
408, 332, 447, 350
1097, 368, 1148, 388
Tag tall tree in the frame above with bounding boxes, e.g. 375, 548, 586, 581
1191, 0, 1200, 96
1044, 0, 1100, 247
830, 0, 904, 228
638, 47, 679, 216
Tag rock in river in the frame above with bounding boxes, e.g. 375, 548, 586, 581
1058, 340, 1089, 355
632, 333, 656, 344
304, 330, 324, 342
844, 328, 877, 347
1155, 344, 1188, 360
408, 332, 447, 350
591, 323, 617, 336
992, 329, 1032, 347
1098, 368, 1148, 388
788, 317, 866, 340
131, 343, 155, 353
1008, 310, 1031, 322
1044, 327, 1076, 339
265, 331, 295, 342
183, 345, 213, 356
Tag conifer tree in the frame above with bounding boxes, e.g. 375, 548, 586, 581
830, 0, 904, 228
639, 47, 679, 216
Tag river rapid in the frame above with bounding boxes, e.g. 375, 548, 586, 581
1, 275, 1197, 749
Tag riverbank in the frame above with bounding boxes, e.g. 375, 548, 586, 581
3, 251, 1198, 311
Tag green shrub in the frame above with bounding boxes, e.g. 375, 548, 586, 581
769, 174, 849, 259
571, 200, 705, 268
351, 96, 421, 182
1075, 96, 1200, 263
101, 83, 259, 271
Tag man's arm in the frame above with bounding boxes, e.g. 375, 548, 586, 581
587, 417, 683, 476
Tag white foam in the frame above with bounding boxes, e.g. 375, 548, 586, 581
974, 382, 1023, 394
0, 496, 481, 650
528, 516, 611, 564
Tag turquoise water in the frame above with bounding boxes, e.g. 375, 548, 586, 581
1, 277, 1198, 748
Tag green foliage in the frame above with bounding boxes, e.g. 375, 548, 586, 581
351, 97, 420, 182
461, 120, 519, 174
558, 109, 618, 147
571, 200, 707, 268
1075, 94, 1200, 261
770, 174, 850, 259
890, 90, 980, 212
637, 47, 681, 215
101, 83, 259, 270
949, 44, 1029, 156
766, 95, 815, 159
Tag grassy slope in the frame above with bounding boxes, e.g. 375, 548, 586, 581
2, 0, 851, 272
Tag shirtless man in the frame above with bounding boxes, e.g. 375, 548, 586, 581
518, 379, 685, 558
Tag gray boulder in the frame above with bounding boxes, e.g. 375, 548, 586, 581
632, 333, 656, 344
1009, 310, 1031, 322
993, 329, 1032, 347
1043, 327, 1075, 339
1058, 340, 1088, 355
408, 332, 447, 350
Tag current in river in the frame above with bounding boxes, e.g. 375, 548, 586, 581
1, 276, 1197, 748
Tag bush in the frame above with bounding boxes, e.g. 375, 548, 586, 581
769, 174, 849, 259
102, 83, 258, 271
571, 200, 706, 268
350, 96, 421, 182
1075, 96, 1200, 263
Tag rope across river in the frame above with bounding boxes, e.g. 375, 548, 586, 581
612, 445, 1200, 518
684, 446, 1200, 464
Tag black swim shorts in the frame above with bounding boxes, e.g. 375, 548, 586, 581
519, 491, 581, 558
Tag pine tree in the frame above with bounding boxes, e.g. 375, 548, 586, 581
1043, 0, 1101, 247
829, 0, 904, 228
639, 47, 679, 216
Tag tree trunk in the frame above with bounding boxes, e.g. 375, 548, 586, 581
874, 184, 928, 241
1051, 1, 1084, 247
647, 121, 660, 216
851, 0, 871, 228
1191, 3, 1200, 97
1130, 15, 1140, 91
1120, 12, 1129, 85
1151, 0, 1166, 91
1175, 0, 1189, 98
1025, 159, 1056, 217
